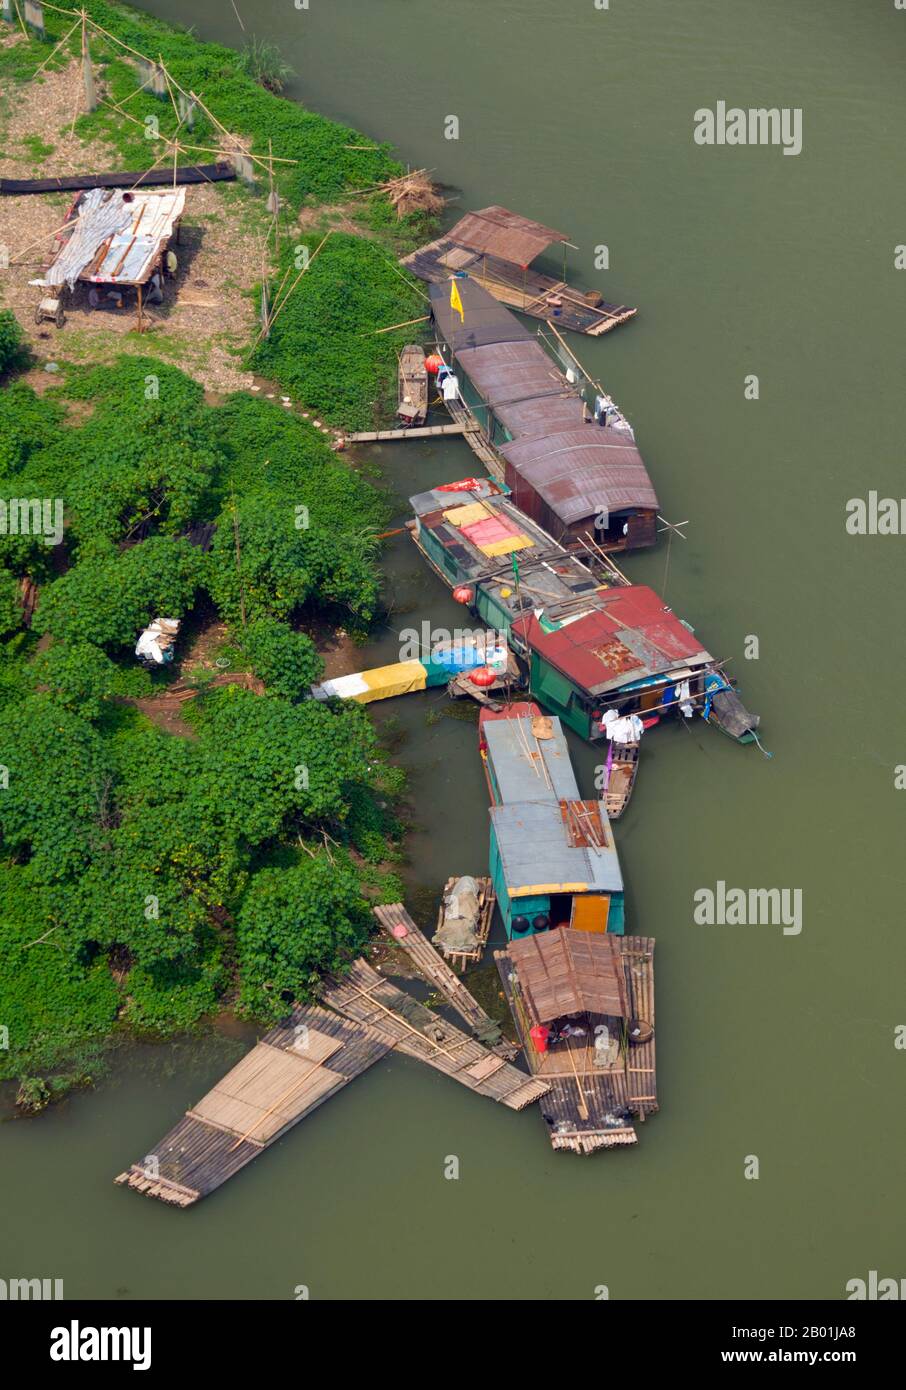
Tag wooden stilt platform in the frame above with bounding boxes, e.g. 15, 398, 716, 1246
114, 1005, 390, 1206
374, 902, 515, 1057
322, 958, 548, 1110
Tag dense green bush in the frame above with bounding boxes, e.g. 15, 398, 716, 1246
33, 536, 206, 648
0, 568, 21, 639
0, 309, 28, 376
242, 617, 324, 698
235, 856, 369, 1020
31, 640, 121, 719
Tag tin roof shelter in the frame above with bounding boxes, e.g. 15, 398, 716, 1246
402, 205, 637, 336
490, 800, 624, 898
44, 186, 185, 291
514, 584, 712, 697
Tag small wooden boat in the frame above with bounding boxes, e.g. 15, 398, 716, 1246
601, 740, 639, 819
397, 344, 428, 425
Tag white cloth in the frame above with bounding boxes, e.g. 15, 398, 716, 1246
442, 373, 459, 401
674, 679, 694, 718
602, 711, 643, 744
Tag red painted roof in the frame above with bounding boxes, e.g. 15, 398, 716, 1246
513, 585, 711, 695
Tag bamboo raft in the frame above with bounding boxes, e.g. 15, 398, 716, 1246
374, 902, 515, 1056
114, 1005, 391, 1206
321, 958, 548, 1110
434, 876, 496, 969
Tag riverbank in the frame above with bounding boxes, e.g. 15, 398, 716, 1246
0, 3, 439, 1105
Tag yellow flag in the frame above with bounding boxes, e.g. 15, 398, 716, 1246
450, 278, 464, 323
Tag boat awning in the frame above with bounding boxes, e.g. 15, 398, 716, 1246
483, 714, 580, 804
45, 186, 185, 289
444, 206, 570, 268
514, 585, 712, 695
507, 928, 629, 1022
430, 278, 533, 351
500, 426, 658, 520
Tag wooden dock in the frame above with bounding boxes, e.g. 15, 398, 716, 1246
374, 902, 515, 1057
114, 1004, 391, 1206
346, 422, 468, 443
322, 957, 548, 1110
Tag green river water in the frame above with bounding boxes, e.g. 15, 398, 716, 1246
4, 1, 905, 1299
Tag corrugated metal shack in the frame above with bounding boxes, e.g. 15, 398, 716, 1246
402, 205, 637, 336
44, 186, 184, 301
429, 277, 658, 549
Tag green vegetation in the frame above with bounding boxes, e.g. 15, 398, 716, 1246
0, 311, 29, 377
0, 359, 402, 1088
0, 1, 435, 1100
238, 37, 293, 95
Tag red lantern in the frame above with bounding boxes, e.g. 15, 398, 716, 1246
470, 666, 496, 688
452, 586, 474, 604
425, 354, 444, 375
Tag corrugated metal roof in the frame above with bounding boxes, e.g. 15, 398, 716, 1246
491, 801, 623, 895
444, 206, 569, 267
483, 715, 579, 804
46, 186, 185, 289
430, 278, 532, 351
508, 928, 628, 1022
431, 279, 658, 521
515, 585, 711, 694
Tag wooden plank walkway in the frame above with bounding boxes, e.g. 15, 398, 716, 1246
374, 902, 516, 1057
115, 1005, 390, 1206
322, 958, 548, 1110
443, 396, 506, 479
346, 422, 467, 442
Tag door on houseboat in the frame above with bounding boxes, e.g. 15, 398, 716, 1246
570, 893, 610, 933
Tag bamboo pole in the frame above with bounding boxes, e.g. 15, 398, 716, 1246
565, 1037, 590, 1120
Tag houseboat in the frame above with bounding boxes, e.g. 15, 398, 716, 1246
408, 478, 758, 750
401, 204, 637, 337
478, 703, 626, 938
494, 925, 657, 1153
428, 276, 659, 551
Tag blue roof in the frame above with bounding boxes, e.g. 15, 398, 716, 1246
483, 715, 579, 805
490, 800, 623, 896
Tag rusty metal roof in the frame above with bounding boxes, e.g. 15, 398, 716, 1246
508, 929, 628, 1022
500, 426, 658, 520
445, 206, 569, 267
514, 585, 711, 695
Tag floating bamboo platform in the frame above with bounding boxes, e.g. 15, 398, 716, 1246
494, 934, 657, 1153
434, 875, 496, 969
374, 902, 514, 1056
115, 1005, 390, 1206
402, 240, 637, 337
322, 958, 548, 1110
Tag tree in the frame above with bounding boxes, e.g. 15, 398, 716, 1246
242, 616, 324, 698
31, 641, 120, 719
0, 568, 21, 639
0, 310, 28, 377
235, 856, 368, 1020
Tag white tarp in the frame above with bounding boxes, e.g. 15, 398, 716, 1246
46, 186, 185, 291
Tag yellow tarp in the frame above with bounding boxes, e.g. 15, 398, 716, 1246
478, 533, 535, 557
353, 660, 427, 704
443, 501, 492, 526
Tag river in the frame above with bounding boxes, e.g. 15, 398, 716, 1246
4, 0, 905, 1299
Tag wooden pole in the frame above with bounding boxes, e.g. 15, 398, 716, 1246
136, 282, 143, 333
81, 12, 96, 112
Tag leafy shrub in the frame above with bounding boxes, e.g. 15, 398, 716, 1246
0, 567, 22, 638
235, 856, 369, 1020
31, 640, 121, 719
34, 536, 206, 648
0, 310, 28, 376
242, 617, 324, 698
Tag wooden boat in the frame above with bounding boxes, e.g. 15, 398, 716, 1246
601, 740, 639, 819
397, 343, 428, 425
478, 703, 626, 939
